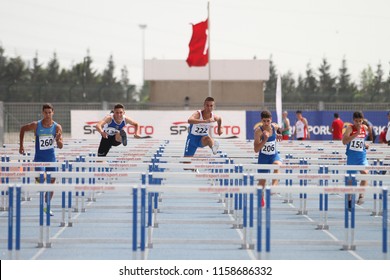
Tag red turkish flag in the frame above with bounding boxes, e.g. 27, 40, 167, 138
186, 19, 208, 67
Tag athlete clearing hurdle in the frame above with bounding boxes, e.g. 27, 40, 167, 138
19, 103, 63, 216
96, 103, 140, 157
342, 111, 369, 209
184, 97, 222, 158
254, 110, 283, 206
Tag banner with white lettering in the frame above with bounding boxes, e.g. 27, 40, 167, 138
246, 110, 388, 141
71, 110, 246, 140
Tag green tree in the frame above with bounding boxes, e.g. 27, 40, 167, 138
372, 63, 385, 102
357, 65, 375, 102
318, 58, 336, 102
295, 74, 305, 102
102, 55, 116, 84
385, 62, 390, 102
337, 57, 356, 102
301, 63, 318, 102
30, 52, 49, 102
281, 71, 297, 102
120, 65, 137, 103
0, 45, 7, 82
264, 56, 277, 102
46, 52, 60, 83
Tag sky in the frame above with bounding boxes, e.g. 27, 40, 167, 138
1, 0, 389, 88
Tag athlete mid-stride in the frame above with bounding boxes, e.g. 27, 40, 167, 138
96, 103, 140, 157
19, 103, 63, 216
254, 110, 283, 207
184, 97, 222, 157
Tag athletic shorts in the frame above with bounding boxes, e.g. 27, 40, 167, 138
34, 157, 57, 182
98, 135, 121, 157
184, 134, 205, 157
346, 156, 368, 174
257, 153, 282, 173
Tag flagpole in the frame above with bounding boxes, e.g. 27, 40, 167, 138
276, 74, 283, 127
207, 1, 212, 97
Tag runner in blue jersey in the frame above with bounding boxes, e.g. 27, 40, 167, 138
96, 103, 140, 156
19, 103, 63, 215
254, 110, 283, 206
184, 97, 222, 157
342, 111, 369, 207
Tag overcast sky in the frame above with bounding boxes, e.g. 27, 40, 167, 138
1, 0, 389, 88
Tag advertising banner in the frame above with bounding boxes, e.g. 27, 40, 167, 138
71, 110, 246, 141
246, 110, 389, 141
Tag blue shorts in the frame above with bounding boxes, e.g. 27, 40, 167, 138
184, 134, 206, 156
35, 166, 58, 172
257, 153, 282, 173
346, 157, 368, 174
34, 157, 58, 173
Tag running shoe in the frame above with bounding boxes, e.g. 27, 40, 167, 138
261, 196, 265, 208
211, 140, 219, 155
120, 130, 127, 146
43, 207, 54, 216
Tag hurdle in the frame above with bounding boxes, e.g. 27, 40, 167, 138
5, 185, 22, 259
2, 138, 390, 260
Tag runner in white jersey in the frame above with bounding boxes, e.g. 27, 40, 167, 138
184, 97, 222, 157
294, 110, 310, 140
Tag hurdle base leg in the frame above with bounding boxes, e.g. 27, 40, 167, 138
233, 224, 243, 229
296, 210, 308, 215
81, 208, 86, 213
316, 224, 329, 230
241, 243, 255, 250
223, 209, 234, 214
283, 199, 293, 204
60, 222, 66, 227
37, 242, 44, 248
341, 245, 356, 251
68, 222, 73, 227
45, 243, 52, 248
148, 243, 154, 248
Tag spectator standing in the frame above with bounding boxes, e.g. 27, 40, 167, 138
331, 113, 344, 140
293, 110, 310, 140
385, 111, 390, 145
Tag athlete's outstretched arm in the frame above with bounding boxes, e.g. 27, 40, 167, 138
125, 116, 140, 138
96, 116, 111, 139
19, 121, 38, 154
55, 124, 63, 149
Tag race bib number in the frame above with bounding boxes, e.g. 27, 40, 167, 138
350, 138, 364, 152
39, 135, 54, 150
261, 141, 276, 155
191, 124, 209, 136
104, 127, 118, 136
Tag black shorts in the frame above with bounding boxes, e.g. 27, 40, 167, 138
98, 136, 121, 156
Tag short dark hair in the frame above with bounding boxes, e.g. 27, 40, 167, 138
114, 103, 125, 110
353, 111, 364, 119
204, 97, 215, 103
296, 110, 302, 114
334, 113, 339, 118
42, 103, 54, 111
261, 110, 272, 119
